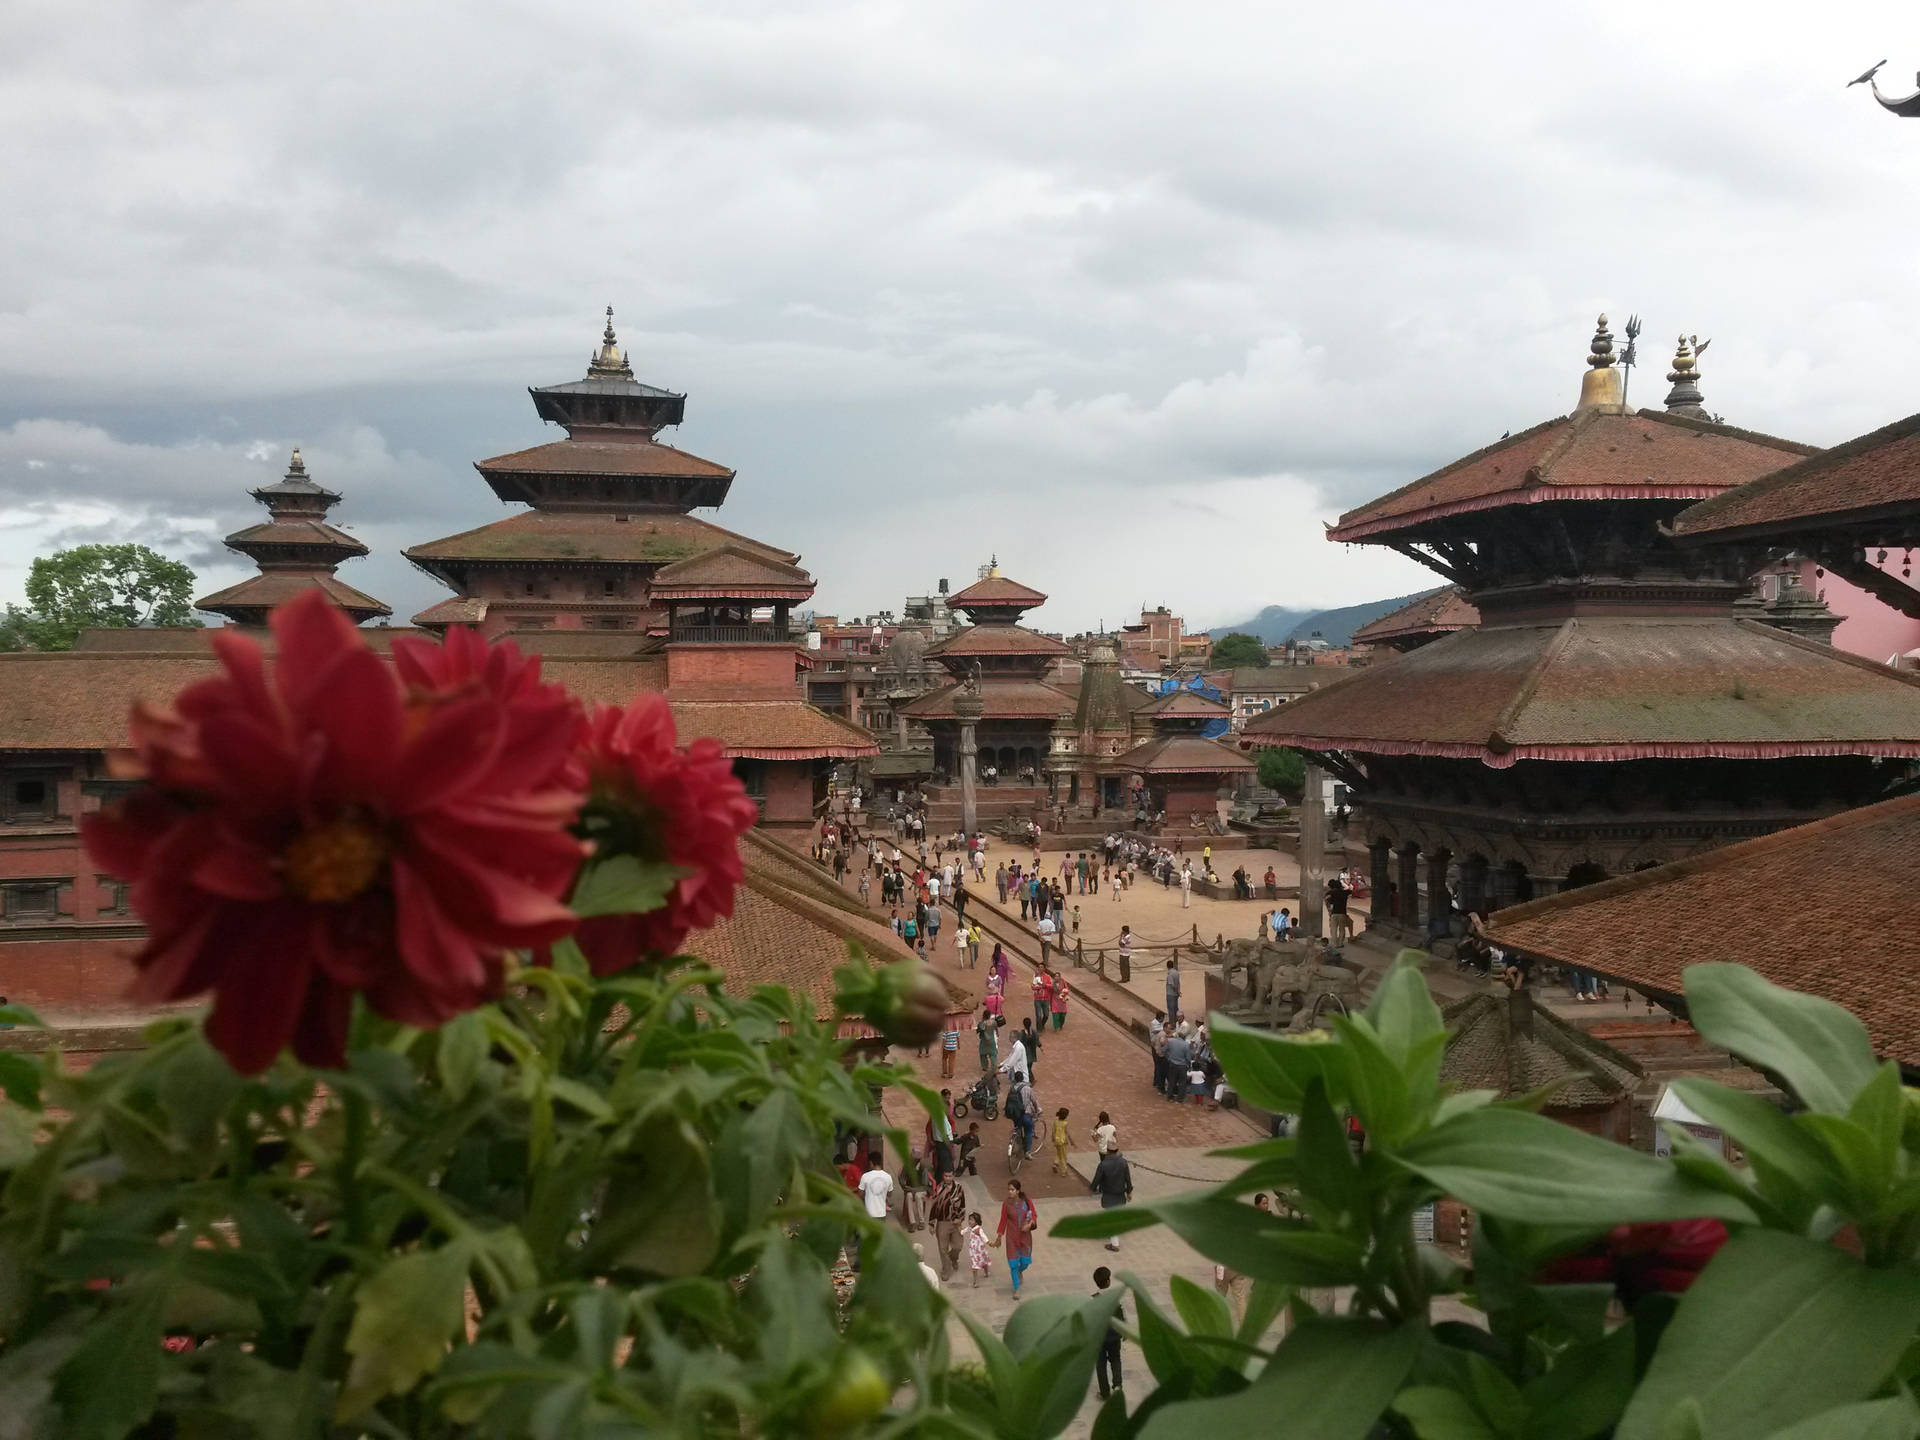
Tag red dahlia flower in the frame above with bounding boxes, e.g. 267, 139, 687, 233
571, 696, 760, 973
82, 591, 588, 1074
1536, 1219, 1729, 1303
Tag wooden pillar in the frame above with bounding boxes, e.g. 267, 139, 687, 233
1368, 840, 1392, 930
1425, 849, 1452, 939
1460, 855, 1489, 917
1396, 844, 1422, 929
1298, 761, 1327, 939
1487, 863, 1519, 912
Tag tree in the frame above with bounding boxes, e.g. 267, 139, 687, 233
1, 543, 201, 651
1208, 631, 1269, 669
1257, 745, 1305, 794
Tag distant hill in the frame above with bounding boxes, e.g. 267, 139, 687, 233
1209, 589, 1442, 648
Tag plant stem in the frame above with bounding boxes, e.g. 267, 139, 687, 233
342, 1086, 370, 1246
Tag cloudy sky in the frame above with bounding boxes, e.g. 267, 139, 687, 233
3, 2, 1918, 633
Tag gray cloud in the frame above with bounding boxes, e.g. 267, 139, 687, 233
3, 1, 1919, 632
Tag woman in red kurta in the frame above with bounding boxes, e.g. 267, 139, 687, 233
992, 1179, 1038, 1295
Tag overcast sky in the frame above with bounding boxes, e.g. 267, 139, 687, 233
4, 2, 1919, 633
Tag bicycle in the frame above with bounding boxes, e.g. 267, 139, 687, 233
1006, 1121, 1033, 1175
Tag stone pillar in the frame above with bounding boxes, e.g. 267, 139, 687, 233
1396, 844, 1422, 929
1298, 761, 1327, 939
895, 707, 909, 751
1368, 840, 1392, 930
1459, 856, 1489, 917
954, 690, 984, 839
1425, 849, 1452, 940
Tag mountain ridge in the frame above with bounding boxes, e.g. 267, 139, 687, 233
1206, 588, 1442, 647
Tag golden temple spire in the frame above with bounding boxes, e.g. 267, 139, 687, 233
586, 305, 634, 380
287, 446, 306, 476
1665, 334, 1709, 418
1575, 313, 1626, 414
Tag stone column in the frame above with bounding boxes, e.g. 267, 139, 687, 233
1368, 840, 1392, 931
954, 689, 984, 839
1298, 761, 1327, 939
1396, 844, 1422, 929
1459, 855, 1489, 917
1486, 862, 1519, 913
1425, 849, 1452, 940
895, 707, 909, 751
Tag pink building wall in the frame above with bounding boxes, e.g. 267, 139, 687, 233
1772, 558, 1920, 667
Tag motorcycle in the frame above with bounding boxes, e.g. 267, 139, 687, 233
951, 1073, 999, 1122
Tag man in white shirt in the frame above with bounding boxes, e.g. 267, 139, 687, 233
928, 875, 941, 902
1179, 865, 1192, 909
1036, 912, 1056, 963
999, 1034, 1031, 1085
858, 1157, 895, 1220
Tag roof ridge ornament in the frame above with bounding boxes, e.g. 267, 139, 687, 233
1575, 313, 1628, 415
1665, 334, 1711, 419
1849, 59, 1920, 117
586, 305, 635, 380
287, 446, 307, 476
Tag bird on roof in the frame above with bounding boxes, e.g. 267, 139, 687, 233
1850, 60, 1887, 87
1850, 60, 1920, 116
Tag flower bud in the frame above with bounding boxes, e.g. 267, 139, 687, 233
869, 961, 949, 1050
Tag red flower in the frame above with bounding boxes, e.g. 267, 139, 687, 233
1537, 1219, 1729, 1303
571, 696, 760, 972
82, 591, 588, 1074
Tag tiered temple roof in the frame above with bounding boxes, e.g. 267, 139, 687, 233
196, 449, 390, 626
905, 562, 1075, 722
1351, 587, 1480, 650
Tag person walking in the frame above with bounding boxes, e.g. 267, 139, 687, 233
967, 921, 982, 969
964, 1212, 991, 1288
1165, 955, 1181, 1026
977, 1006, 1000, 1073
1050, 974, 1069, 1030
1091, 1111, 1117, 1156
1165, 1027, 1190, 1103
858, 1154, 895, 1225
1093, 1266, 1126, 1400
1036, 910, 1057, 965
1149, 1011, 1169, 1096
1050, 1106, 1071, 1176
1019, 1016, 1042, 1077
940, 1016, 959, 1078
1031, 967, 1054, 1031
929, 1170, 967, 1280
857, 871, 871, 907
1118, 924, 1134, 979
1179, 864, 1192, 909
992, 1180, 1038, 1297
1089, 1144, 1134, 1250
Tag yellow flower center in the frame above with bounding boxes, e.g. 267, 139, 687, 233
282, 817, 389, 903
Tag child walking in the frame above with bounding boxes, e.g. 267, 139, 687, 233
1051, 1106, 1071, 1175
940, 1017, 960, 1077
964, 1211, 991, 1288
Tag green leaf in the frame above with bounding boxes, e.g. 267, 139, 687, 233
1762, 1394, 1920, 1440
714, 1088, 808, 1233
1168, 1274, 1233, 1340
587, 1118, 720, 1277
1682, 962, 1879, 1115
1522, 1322, 1635, 1440
1396, 1106, 1758, 1227
1296, 1076, 1364, 1224
0, 1052, 41, 1109
1054, 1195, 1368, 1287
1007, 1290, 1123, 1440
0, 1103, 37, 1169
1208, 1013, 1349, 1110
1395, 1386, 1501, 1440
52, 1284, 167, 1440
1369, 956, 1446, 1065
746, 1233, 837, 1381
1464, 1353, 1523, 1436
435, 1010, 488, 1103
571, 854, 684, 918
154, 1040, 241, 1160
1615, 1229, 1920, 1440
338, 1239, 477, 1419
1237, 1278, 1291, 1346
1137, 1319, 1420, 1439
1670, 1079, 1836, 1209
1333, 1015, 1414, 1145
0, 1002, 44, 1029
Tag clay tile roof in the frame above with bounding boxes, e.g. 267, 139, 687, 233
1351, 588, 1481, 645
0, 651, 225, 748
1331, 410, 1816, 544
1139, 689, 1230, 719
1485, 791, 1920, 1066
901, 681, 1077, 721
1241, 615, 1920, 765
649, 544, 815, 599
947, 573, 1046, 607
412, 596, 490, 626
1671, 411, 1920, 543
195, 572, 390, 618
1224, 667, 1318, 695
404, 511, 797, 568
1107, 733, 1256, 774
473, 436, 733, 480
665, 700, 879, 759
1439, 992, 1640, 1107
925, 624, 1071, 660
224, 519, 368, 554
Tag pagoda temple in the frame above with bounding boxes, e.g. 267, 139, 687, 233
1350, 587, 1479, 654
195, 448, 390, 626
404, 310, 790, 636
1244, 319, 1920, 936
1108, 688, 1254, 829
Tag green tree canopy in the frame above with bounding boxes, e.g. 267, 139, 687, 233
1256, 745, 1305, 794
1, 543, 201, 652
1208, 631, 1270, 669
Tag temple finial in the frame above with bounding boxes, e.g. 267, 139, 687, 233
287, 447, 306, 476
987, 553, 1001, 578
1574, 313, 1627, 414
587, 306, 634, 380
1665, 334, 1709, 419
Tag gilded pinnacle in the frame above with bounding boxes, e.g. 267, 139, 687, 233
587, 305, 634, 380
1587, 314, 1616, 369
288, 447, 306, 476
1664, 334, 1708, 418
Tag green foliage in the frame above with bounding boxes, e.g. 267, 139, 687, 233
1, 543, 201, 651
1207, 632, 1269, 670
1255, 746, 1306, 794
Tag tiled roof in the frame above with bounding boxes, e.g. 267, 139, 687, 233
1139, 689, 1230, 719
404, 511, 797, 567
649, 544, 815, 599
1671, 411, 1920, 542
474, 436, 733, 479
901, 681, 1077, 721
412, 596, 490, 626
1331, 410, 1816, 543
1439, 992, 1640, 1107
1223, 667, 1319, 696
223, 519, 368, 555
925, 624, 1070, 659
194, 572, 390, 618
1485, 792, 1920, 1066
665, 700, 878, 759
1107, 733, 1255, 775
947, 573, 1046, 607
1351, 588, 1481, 644
1241, 615, 1920, 765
